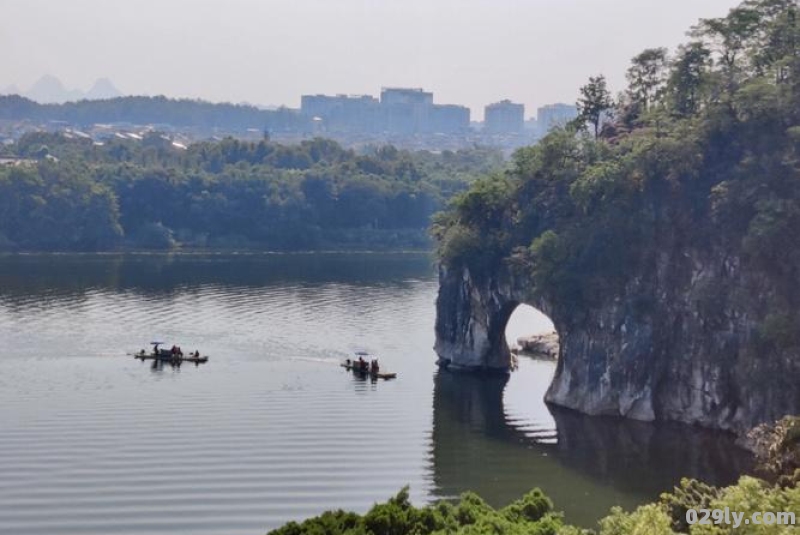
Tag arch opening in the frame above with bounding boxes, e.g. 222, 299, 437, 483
504, 303, 558, 362
501, 303, 560, 444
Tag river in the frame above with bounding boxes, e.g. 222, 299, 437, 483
0, 252, 751, 534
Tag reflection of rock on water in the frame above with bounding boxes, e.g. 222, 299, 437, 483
432, 369, 510, 438
548, 405, 753, 492
430, 370, 754, 527
512, 331, 559, 360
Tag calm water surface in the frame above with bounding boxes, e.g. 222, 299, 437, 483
0, 253, 751, 534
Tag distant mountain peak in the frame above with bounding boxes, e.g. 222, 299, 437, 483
25, 75, 82, 104
30, 74, 67, 94
23, 75, 123, 104
85, 78, 122, 100
36, 74, 63, 86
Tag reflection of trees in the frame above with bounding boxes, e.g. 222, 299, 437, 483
430, 371, 753, 526
0, 254, 125, 310
0, 252, 435, 306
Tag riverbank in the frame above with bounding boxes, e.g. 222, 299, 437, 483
0, 230, 435, 255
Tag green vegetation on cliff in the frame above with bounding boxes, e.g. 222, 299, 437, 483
267, 476, 799, 535
0, 136, 501, 251
434, 0, 800, 334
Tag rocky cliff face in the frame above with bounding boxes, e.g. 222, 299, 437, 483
434, 248, 800, 434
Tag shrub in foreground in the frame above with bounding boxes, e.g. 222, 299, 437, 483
267, 476, 799, 535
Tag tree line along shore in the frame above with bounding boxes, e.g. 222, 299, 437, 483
0, 135, 503, 252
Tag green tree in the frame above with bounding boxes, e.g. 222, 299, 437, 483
691, 6, 762, 91
626, 47, 670, 111
744, 0, 800, 83
575, 75, 614, 138
667, 42, 712, 115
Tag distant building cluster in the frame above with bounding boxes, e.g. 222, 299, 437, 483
301, 88, 470, 136
295, 87, 579, 151
0, 82, 580, 152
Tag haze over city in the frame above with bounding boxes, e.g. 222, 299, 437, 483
3, 0, 743, 118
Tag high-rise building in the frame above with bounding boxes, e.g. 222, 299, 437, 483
484, 100, 524, 134
300, 94, 381, 132
537, 103, 579, 134
379, 87, 433, 107
430, 104, 470, 134
380, 88, 434, 134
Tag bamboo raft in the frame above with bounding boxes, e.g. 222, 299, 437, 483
132, 345, 209, 365
135, 353, 209, 365
341, 362, 396, 380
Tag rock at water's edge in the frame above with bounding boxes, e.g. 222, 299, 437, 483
433, 258, 800, 435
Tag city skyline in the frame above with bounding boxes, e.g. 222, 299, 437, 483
2, 0, 743, 120
6, 75, 570, 127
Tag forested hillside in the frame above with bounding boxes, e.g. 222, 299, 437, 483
0, 135, 501, 251
433, 0, 800, 432
435, 0, 800, 316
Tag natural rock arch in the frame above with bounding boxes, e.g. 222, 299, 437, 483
432, 262, 667, 423
434, 265, 552, 371
433, 260, 800, 434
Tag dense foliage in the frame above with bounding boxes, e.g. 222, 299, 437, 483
269, 487, 563, 535
0, 136, 502, 250
267, 477, 799, 535
434, 0, 800, 323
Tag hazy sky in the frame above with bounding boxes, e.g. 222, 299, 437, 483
2, 0, 743, 119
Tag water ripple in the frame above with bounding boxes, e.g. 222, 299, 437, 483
0, 254, 439, 535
